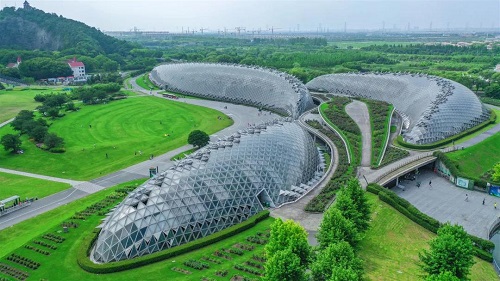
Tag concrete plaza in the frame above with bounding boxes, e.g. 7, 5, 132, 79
394, 169, 500, 239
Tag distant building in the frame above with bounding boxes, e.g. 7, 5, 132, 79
495, 64, 500, 72
6, 56, 21, 68
23, 0, 32, 10
67, 57, 87, 81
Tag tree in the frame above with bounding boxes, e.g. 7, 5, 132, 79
28, 125, 48, 142
316, 207, 359, 248
493, 163, 500, 182
328, 266, 360, 281
334, 187, 368, 233
1, 134, 21, 152
311, 241, 363, 281
264, 248, 305, 281
484, 83, 500, 99
419, 224, 475, 280
44, 133, 64, 149
18, 57, 72, 80
0, 82, 4, 90
265, 219, 311, 267
426, 271, 461, 281
11, 110, 34, 131
342, 178, 371, 232
188, 130, 210, 148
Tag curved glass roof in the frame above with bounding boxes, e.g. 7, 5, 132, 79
92, 121, 324, 263
306, 73, 490, 144
150, 63, 314, 119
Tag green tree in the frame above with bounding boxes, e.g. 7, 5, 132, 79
264, 248, 306, 281
343, 178, 371, 232
1, 134, 21, 152
11, 110, 34, 131
44, 133, 64, 149
334, 187, 367, 233
19, 57, 72, 80
484, 83, 500, 99
0, 82, 4, 90
28, 125, 48, 142
311, 241, 363, 281
265, 219, 311, 267
187, 130, 210, 148
419, 224, 475, 280
328, 266, 360, 281
316, 207, 359, 248
426, 271, 461, 281
493, 163, 500, 182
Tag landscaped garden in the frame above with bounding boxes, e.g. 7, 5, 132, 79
362, 99, 393, 168
0, 172, 70, 200
135, 73, 160, 91
304, 120, 355, 212
0, 96, 232, 180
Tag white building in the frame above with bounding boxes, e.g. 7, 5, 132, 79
67, 57, 86, 81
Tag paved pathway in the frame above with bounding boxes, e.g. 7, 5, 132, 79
345, 100, 371, 167
394, 169, 500, 239
271, 109, 340, 245
0, 118, 14, 128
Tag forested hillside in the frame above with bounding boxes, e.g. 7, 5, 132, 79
0, 6, 134, 56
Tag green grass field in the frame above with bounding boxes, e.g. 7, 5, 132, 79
0, 96, 233, 180
0, 87, 68, 123
136, 74, 160, 91
446, 132, 500, 180
0, 172, 70, 200
359, 193, 497, 280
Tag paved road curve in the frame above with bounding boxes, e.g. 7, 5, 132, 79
345, 100, 372, 167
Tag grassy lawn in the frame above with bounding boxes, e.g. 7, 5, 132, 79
359, 193, 497, 281
0, 178, 271, 280
0, 172, 70, 200
446, 132, 500, 179
0, 96, 233, 180
0, 87, 68, 123
136, 73, 160, 91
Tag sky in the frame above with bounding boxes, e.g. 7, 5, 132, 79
1, 0, 499, 32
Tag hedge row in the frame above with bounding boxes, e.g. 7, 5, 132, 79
433, 151, 500, 189
397, 110, 496, 150
367, 183, 494, 261
362, 99, 393, 168
77, 210, 270, 274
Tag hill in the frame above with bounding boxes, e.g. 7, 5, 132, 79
0, 5, 134, 56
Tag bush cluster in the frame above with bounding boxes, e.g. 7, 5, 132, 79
304, 120, 356, 212
171, 267, 191, 274
0, 263, 29, 280
234, 243, 255, 251
200, 256, 222, 264
245, 260, 264, 270
246, 235, 268, 245
363, 99, 393, 167
7, 254, 40, 270
61, 221, 79, 228
367, 183, 494, 261
8, 110, 64, 151
42, 233, 65, 243
379, 146, 410, 168
71, 83, 123, 105
252, 254, 266, 263
234, 264, 263, 276
24, 245, 50, 256
213, 249, 232, 260
33, 240, 57, 250
78, 211, 270, 273
228, 247, 244, 256
215, 269, 228, 277
183, 259, 209, 270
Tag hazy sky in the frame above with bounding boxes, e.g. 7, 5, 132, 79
1, 0, 499, 32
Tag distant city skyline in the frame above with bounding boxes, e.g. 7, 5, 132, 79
1, 0, 499, 32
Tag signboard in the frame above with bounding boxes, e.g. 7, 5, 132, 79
456, 177, 474, 190
489, 184, 500, 198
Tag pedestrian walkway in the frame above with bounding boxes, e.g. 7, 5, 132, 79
394, 169, 500, 239
345, 100, 371, 167
0, 118, 14, 128
0, 167, 83, 186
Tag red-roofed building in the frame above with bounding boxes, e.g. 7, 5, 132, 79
6, 56, 21, 68
67, 57, 86, 81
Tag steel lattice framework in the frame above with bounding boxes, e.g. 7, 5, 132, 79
306, 73, 490, 144
92, 121, 324, 263
149, 63, 314, 119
